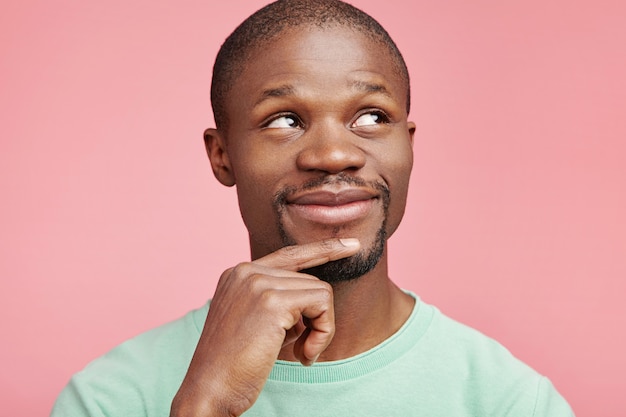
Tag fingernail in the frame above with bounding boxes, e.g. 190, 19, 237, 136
339, 238, 359, 248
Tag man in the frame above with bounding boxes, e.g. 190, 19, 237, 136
52, 1, 574, 416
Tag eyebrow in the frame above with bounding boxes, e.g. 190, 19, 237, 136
349, 80, 392, 97
256, 85, 296, 106
254, 80, 392, 106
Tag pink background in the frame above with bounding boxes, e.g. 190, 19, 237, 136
1, 0, 625, 415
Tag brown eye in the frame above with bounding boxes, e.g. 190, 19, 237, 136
351, 111, 389, 127
266, 114, 301, 129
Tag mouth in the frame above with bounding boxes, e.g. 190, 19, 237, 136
285, 187, 379, 225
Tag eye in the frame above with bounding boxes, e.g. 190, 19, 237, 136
265, 114, 302, 129
351, 110, 390, 127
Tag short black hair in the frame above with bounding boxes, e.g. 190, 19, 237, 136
210, 0, 411, 130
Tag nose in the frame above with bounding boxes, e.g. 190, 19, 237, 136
295, 123, 366, 174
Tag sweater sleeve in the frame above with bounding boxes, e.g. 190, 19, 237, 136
50, 376, 105, 417
532, 377, 575, 417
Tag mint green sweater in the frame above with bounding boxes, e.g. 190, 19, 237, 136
51, 294, 574, 416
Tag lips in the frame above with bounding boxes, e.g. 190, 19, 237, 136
285, 187, 379, 225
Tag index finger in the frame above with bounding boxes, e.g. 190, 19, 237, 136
254, 238, 361, 272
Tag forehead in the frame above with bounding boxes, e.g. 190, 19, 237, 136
264, 23, 390, 58
225, 25, 405, 112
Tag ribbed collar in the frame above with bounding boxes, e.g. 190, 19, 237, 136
268, 292, 432, 383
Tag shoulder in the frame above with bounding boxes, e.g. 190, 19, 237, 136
51, 302, 209, 417
416, 300, 533, 370
409, 299, 574, 416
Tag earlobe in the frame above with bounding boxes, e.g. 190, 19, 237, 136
204, 128, 235, 187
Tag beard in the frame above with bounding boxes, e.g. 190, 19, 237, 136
299, 222, 386, 283
273, 174, 390, 284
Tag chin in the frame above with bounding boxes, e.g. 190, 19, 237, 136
299, 222, 387, 284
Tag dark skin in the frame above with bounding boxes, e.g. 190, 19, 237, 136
171, 25, 416, 417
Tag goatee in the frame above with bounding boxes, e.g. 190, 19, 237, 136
273, 174, 390, 284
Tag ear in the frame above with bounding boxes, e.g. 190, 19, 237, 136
407, 121, 416, 147
204, 128, 235, 186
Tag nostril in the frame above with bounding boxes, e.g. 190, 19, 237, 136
296, 141, 366, 174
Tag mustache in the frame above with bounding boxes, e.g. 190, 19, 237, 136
273, 173, 390, 211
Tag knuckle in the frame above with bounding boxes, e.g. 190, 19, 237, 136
319, 238, 339, 252
258, 290, 311, 330
258, 288, 280, 310
317, 285, 333, 303
230, 262, 254, 278
216, 266, 237, 288
279, 244, 302, 260
222, 262, 264, 291
247, 272, 269, 293
219, 266, 235, 280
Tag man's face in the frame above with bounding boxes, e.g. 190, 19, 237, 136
213, 25, 414, 281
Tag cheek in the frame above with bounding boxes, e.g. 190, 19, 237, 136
235, 173, 276, 227
234, 179, 282, 255
230, 151, 292, 244
381, 145, 413, 236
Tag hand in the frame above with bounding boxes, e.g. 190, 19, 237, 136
170, 238, 361, 417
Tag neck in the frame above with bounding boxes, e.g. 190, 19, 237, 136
278, 249, 415, 362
